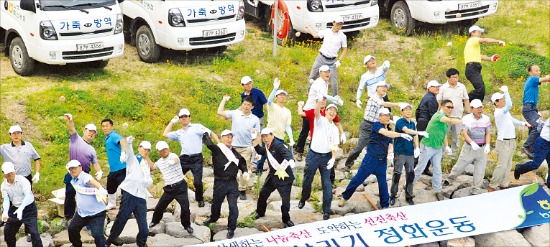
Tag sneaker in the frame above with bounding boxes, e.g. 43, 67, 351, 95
521, 147, 534, 159
295, 152, 303, 162
435, 192, 445, 201
338, 198, 347, 207
239, 191, 247, 200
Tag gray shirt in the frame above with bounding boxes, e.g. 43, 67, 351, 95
1, 175, 33, 207
0, 141, 40, 177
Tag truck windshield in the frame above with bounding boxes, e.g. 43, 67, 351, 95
40, 0, 116, 11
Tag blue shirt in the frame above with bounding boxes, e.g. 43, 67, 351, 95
71, 172, 106, 217
522, 76, 540, 104
105, 130, 125, 172
394, 118, 416, 156
366, 122, 392, 160
225, 110, 260, 147
167, 124, 212, 155
241, 88, 267, 118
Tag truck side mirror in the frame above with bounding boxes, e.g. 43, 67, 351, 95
20, 0, 36, 13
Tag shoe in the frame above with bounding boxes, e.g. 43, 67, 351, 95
298, 200, 305, 209
202, 217, 214, 226
295, 152, 303, 162
26, 234, 31, 242
338, 198, 347, 207
184, 226, 194, 234
198, 201, 205, 207
442, 180, 450, 186
283, 220, 295, 228
323, 213, 330, 220
435, 192, 445, 201
239, 191, 247, 200
406, 198, 415, 205
487, 187, 495, 192
148, 222, 158, 228
521, 147, 534, 159
253, 212, 263, 219
422, 169, 433, 176
227, 229, 235, 239
514, 166, 521, 180
389, 197, 396, 206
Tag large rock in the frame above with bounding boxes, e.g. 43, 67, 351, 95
189, 224, 211, 243
105, 219, 140, 244
15, 233, 53, 247
522, 224, 550, 247
53, 229, 95, 246
446, 237, 475, 247
330, 200, 355, 216
149, 221, 166, 235
164, 222, 194, 238
148, 233, 202, 246
212, 228, 263, 241
475, 229, 531, 247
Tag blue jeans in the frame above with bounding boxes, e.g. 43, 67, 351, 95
522, 103, 540, 151
69, 210, 106, 247
300, 149, 332, 214
107, 191, 148, 247
516, 137, 550, 185
342, 154, 389, 208
413, 144, 443, 192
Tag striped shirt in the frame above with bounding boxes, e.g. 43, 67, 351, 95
0, 141, 41, 177
1, 175, 33, 207
154, 153, 184, 185
364, 94, 384, 122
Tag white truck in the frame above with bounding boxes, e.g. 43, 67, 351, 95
120, 0, 246, 63
0, 0, 125, 76
244, 0, 380, 43
379, 0, 499, 35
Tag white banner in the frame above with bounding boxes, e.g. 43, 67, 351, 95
199, 183, 550, 247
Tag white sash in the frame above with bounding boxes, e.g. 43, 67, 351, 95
266, 144, 290, 180
73, 184, 106, 203
325, 119, 339, 152
217, 143, 239, 170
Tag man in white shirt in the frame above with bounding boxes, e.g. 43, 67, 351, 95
356, 55, 390, 105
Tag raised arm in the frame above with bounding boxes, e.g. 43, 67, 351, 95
217, 95, 231, 118
297, 101, 306, 117
163, 116, 180, 137
65, 114, 76, 135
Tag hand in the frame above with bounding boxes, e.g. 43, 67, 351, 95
327, 158, 335, 170
470, 142, 480, 151
382, 60, 390, 72
273, 77, 281, 89
340, 133, 347, 144
64, 113, 73, 121
222, 95, 231, 101
414, 148, 420, 158
126, 136, 135, 144
95, 171, 103, 180
445, 146, 452, 155
498, 40, 505, 46
484, 145, 490, 154
499, 86, 508, 93
289, 139, 295, 147
251, 128, 258, 139
289, 160, 296, 169
524, 122, 532, 128
242, 172, 250, 181
15, 208, 23, 220
98, 188, 108, 196
120, 151, 127, 163
2, 213, 7, 222
356, 99, 362, 109
400, 133, 413, 141
387, 153, 394, 166
336, 99, 344, 106
334, 60, 341, 68
297, 101, 304, 107
491, 54, 500, 62
170, 116, 179, 124
417, 131, 429, 138
32, 172, 40, 183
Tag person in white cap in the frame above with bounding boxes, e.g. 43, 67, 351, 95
217, 95, 260, 200
344, 81, 404, 172
412, 100, 463, 201
100, 118, 128, 210
240, 76, 268, 129
202, 130, 248, 239
443, 99, 491, 195
514, 116, 550, 189
164, 108, 219, 207
339, 108, 414, 209
1, 162, 42, 247
106, 137, 153, 247
414, 80, 442, 176
464, 25, 505, 102
252, 127, 295, 228
62, 114, 103, 225
148, 141, 193, 234
305, 16, 348, 96
488, 86, 531, 192
66, 160, 109, 247
356, 55, 391, 106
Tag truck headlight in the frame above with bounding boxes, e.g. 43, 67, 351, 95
40, 21, 58, 40
371, 0, 378, 6
237, 0, 245, 20
307, 0, 323, 12
168, 8, 185, 27
114, 14, 123, 34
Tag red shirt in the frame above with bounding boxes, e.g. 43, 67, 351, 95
304, 109, 340, 140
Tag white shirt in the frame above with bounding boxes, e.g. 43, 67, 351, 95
311, 116, 340, 154
266, 103, 291, 140
304, 78, 329, 111
359, 66, 388, 98
119, 146, 153, 199
1, 175, 33, 207
154, 153, 184, 186
494, 108, 516, 140
540, 118, 550, 142
318, 29, 347, 58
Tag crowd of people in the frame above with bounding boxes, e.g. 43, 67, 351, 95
1, 20, 549, 247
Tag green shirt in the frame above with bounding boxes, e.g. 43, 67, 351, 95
421, 111, 449, 149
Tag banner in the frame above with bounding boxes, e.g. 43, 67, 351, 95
199, 183, 550, 247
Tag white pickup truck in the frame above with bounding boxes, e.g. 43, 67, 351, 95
120, 0, 246, 63
379, 0, 499, 35
0, 0, 125, 76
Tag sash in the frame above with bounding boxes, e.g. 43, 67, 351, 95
140, 160, 153, 198
73, 184, 106, 203
266, 145, 289, 180
325, 120, 339, 152
217, 143, 239, 170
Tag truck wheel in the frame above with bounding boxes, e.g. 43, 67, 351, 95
88, 60, 109, 68
9, 37, 35, 76
136, 25, 161, 63
391, 1, 415, 35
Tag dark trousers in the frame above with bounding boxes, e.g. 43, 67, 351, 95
342, 154, 389, 208
180, 154, 204, 202
391, 154, 415, 199
4, 202, 42, 247
465, 62, 485, 102
516, 137, 550, 185
522, 103, 540, 151
107, 168, 127, 194
210, 179, 239, 230
68, 210, 106, 247
151, 180, 191, 228
256, 180, 292, 223
107, 191, 148, 247
301, 150, 333, 214
64, 172, 77, 219
345, 119, 373, 167
296, 118, 310, 154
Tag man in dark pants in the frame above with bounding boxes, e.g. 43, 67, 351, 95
202, 130, 248, 239
252, 128, 295, 228
148, 141, 193, 234
163, 108, 219, 207
415, 80, 441, 176
515, 117, 550, 188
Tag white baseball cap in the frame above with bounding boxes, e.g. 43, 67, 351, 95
319, 65, 330, 72
139, 141, 152, 150
221, 130, 233, 137
376, 81, 390, 88
326, 104, 338, 111
470, 99, 483, 108
2, 162, 15, 174
261, 128, 274, 135
8, 125, 22, 134
426, 80, 441, 89
469, 25, 484, 33
400, 103, 413, 111
156, 141, 169, 151
65, 160, 81, 170
178, 108, 191, 117
84, 124, 97, 132
363, 55, 375, 64
333, 16, 344, 24
378, 108, 392, 115
240, 76, 253, 85
491, 92, 505, 103
275, 90, 288, 96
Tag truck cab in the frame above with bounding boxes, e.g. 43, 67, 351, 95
0, 0, 125, 75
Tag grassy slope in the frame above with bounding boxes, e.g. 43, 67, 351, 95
0, 0, 548, 198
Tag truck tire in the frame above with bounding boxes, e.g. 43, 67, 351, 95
88, 60, 109, 68
136, 25, 161, 63
9, 37, 35, 76
390, 1, 415, 35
